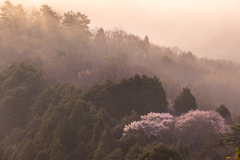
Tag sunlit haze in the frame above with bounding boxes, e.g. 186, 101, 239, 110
0, 1, 240, 158
2, 0, 240, 61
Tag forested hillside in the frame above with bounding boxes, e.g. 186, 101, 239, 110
0, 1, 240, 160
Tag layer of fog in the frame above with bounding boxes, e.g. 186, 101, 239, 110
3, 0, 240, 62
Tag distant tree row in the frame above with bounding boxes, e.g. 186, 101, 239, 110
0, 1, 91, 67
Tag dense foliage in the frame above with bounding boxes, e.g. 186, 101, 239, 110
0, 1, 239, 160
0, 62, 43, 140
173, 87, 197, 114
81, 74, 168, 119
216, 105, 231, 119
221, 123, 240, 147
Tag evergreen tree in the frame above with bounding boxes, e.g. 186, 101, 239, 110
94, 28, 107, 45
88, 111, 106, 160
40, 4, 61, 43
103, 148, 124, 160
173, 87, 197, 114
0, 62, 43, 140
97, 124, 114, 156
53, 122, 64, 143
92, 112, 105, 145
31, 83, 76, 118
35, 151, 46, 160
19, 140, 37, 160
50, 138, 67, 160
81, 74, 168, 120
94, 28, 108, 56
147, 143, 181, 160
36, 116, 56, 149
199, 132, 224, 160
221, 123, 240, 147
113, 110, 140, 139
67, 142, 87, 160
92, 147, 104, 160
40, 4, 60, 29
62, 10, 91, 51
143, 35, 150, 49
0, 1, 27, 33
74, 125, 91, 146
69, 100, 86, 131
53, 116, 74, 152
125, 143, 143, 160
176, 142, 190, 160
95, 88, 116, 116
216, 104, 231, 119
119, 132, 137, 152
62, 10, 90, 32
148, 143, 170, 160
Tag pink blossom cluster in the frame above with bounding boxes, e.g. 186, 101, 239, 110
175, 110, 229, 133
123, 110, 229, 137
123, 112, 175, 136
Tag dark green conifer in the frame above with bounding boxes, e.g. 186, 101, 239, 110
98, 124, 114, 156
147, 143, 181, 160
103, 148, 124, 160
35, 151, 46, 160
221, 123, 240, 147
216, 104, 231, 119
69, 100, 86, 130
199, 132, 222, 160
92, 147, 104, 160
50, 138, 67, 160
173, 87, 197, 114
176, 142, 190, 160
95, 88, 116, 115
125, 143, 143, 160
92, 112, 105, 149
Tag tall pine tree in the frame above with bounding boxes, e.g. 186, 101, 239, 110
50, 138, 67, 160
173, 87, 197, 114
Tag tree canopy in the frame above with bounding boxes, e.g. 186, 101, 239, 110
173, 87, 197, 114
216, 104, 231, 119
81, 74, 168, 119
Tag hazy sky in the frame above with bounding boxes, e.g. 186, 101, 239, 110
2, 0, 240, 62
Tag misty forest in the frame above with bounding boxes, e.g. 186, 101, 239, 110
0, 1, 240, 160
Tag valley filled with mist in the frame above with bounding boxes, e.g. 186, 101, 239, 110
0, 1, 239, 160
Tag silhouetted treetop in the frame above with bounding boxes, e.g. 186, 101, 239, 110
81, 74, 168, 119
173, 87, 197, 114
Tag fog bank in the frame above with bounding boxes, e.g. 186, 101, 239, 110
3, 0, 240, 61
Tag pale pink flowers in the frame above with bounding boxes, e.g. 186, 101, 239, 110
123, 110, 229, 137
124, 112, 175, 136
175, 110, 229, 133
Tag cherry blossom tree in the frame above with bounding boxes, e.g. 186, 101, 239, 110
124, 110, 229, 138
124, 112, 175, 137
175, 110, 229, 133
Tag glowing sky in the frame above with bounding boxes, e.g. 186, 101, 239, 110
1, 0, 240, 61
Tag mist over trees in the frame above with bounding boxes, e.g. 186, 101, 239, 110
0, 1, 240, 114
0, 1, 239, 160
